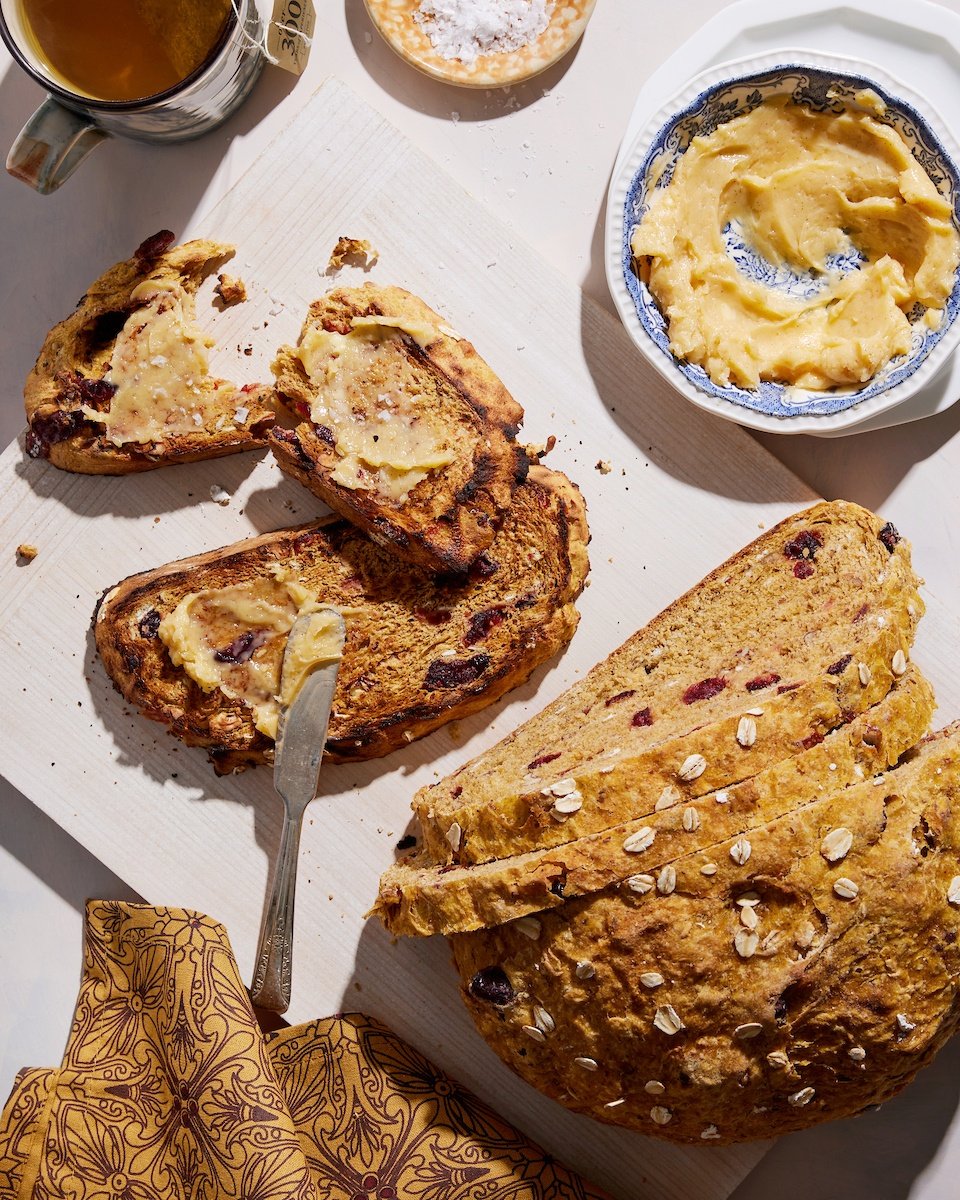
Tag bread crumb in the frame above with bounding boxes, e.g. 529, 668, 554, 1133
209, 484, 231, 506
215, 274, 247, 305
526, 435, 556, 462
16, 543, 38, 562
327, 237, 379, 272
595, 459, 612, 474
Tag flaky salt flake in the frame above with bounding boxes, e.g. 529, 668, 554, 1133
604, 1098, 625, 1108
575, 960, 595, 980
640, 971, 664, 989
896, 1013, 915, 1034
233, 405, 249, 424
947, 876, 960, 906
701, 1125, 721, 1140
715, 790, 730, 805
655, 785, 679, 811
848, 1046, 866, 1062
444, 821, 462, 852
650, 1106, 672, 1125
413, 0, 551, 65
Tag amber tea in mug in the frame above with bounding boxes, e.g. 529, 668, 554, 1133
16, 0, 234, 101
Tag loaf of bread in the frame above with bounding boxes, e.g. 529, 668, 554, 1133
414, 501, 922, 867
24, 232, 275, 473
94, 464, 588, 773
374, 666, 934, 935
452, 724, 960, 1143
270, 285, 529, 574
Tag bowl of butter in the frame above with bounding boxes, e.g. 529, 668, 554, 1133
606, 51, 960, 434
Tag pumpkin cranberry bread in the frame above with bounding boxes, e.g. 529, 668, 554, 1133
415, 502, 922, 866
24, 231, 275, 474
452, 724, 960, 1143
269, 284, 529, 574
374, 666, 934, 935
94, 464, 588, 773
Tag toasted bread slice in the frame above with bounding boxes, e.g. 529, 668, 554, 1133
94, 465, 588, 773
414, 502, 923, 866
24, 231, 275, 474
374, 666, 934, 934
451, 723, 960, 1142
270, 284, 529, 574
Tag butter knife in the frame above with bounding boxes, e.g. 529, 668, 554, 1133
250, 607, 345, 1013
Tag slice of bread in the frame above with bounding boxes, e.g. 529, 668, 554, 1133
94, 464, 588, 773
374, 666, 934, 935
24, 232, 275, 474
452, 723, 960, 1143
270, 284, 529, 574
414, 502, 922, 866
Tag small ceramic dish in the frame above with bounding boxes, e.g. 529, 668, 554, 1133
364, 0, 596, 89
605, 50, 960, 435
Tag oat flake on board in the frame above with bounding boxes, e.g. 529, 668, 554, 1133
414, 0, 551, 64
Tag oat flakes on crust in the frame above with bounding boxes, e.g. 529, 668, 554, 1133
24, 231, 275, 474
270, 283, 529, 574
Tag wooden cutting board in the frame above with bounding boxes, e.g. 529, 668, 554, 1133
2, 78, 956, 1199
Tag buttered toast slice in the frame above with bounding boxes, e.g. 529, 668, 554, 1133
451, 723, 960, 1143
374, 666, 934, 934
94, 464, 588, 773
270, 284, 529, 574
415, 502, 923, 866
24, 232, 275, 473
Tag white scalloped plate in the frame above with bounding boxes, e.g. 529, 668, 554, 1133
605, 0, 960, 437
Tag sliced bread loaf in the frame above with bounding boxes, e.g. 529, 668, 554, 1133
452, 723, 960, 1143
94, 464, 588, 773
374, 665, 934, 935
415, 502, 922, 866
270, 284, 529, 574
24, 232, 275, 473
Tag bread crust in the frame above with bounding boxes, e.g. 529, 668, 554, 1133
374, 667, 935, 934
416, 501, 923, 865
270, 284, 528, 573
24, 232, 275, 474
94, 465, 589, 773
452, 724, 960, 1143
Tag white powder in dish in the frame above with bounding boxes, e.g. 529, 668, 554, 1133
414, 0, 551, 64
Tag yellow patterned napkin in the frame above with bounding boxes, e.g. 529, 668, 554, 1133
0, 902, 607, 1200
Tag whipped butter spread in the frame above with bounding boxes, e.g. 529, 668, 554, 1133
158, 567, 340, 740
83, 278, 217, 445
630, 93, 960, 390
295, 315, 456, 503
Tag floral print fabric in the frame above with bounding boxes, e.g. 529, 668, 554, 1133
0, 902, 606, 1200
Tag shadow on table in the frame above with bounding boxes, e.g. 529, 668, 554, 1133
342, 0, 582, 121
0, 779, 142, 913
730, 1033, 960, 1200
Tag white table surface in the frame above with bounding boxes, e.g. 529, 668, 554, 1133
2, 3, 960, 1197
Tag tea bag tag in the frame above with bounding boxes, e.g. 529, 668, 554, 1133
267, 0, 315, 75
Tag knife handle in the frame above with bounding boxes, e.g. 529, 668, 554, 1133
250, 809, 301, 1013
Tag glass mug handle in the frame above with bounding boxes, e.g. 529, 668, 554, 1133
6, 97, 108, 194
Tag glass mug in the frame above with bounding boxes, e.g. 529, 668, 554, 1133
0, 0, 265, 194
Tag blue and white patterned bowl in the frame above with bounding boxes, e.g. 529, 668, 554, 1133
606, 52, 960, 434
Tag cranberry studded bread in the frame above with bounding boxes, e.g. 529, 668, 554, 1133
94, 464, 588, 773
374, 666, 935, 935
414, 502, 922, 867
24, 231, 275, 473
452, 725, 960, 1144
270, 284, 529, 574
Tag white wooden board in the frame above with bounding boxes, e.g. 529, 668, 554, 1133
2, 78, 958, 1200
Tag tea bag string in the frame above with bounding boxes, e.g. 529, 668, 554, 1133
230, 0, 313, 66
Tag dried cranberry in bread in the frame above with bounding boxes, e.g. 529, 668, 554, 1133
94, 465, 588, 773
374, 666, 934, 935
24, 231, 275, 474
270, 284, 529, 574
416, 502, 922, 866
452, 724, 960, 1143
